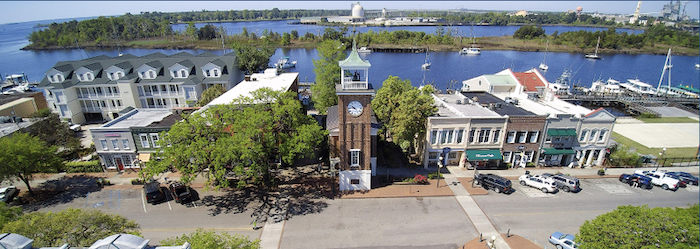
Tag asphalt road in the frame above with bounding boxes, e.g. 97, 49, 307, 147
473, 178, 700, 248
30, 177, 699, 248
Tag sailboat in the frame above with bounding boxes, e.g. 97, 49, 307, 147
539, 40, 549, 71
656, 48, 674, 96
460, 25, 481, 55
585, 36, 602, 59
422, 47, 431, 69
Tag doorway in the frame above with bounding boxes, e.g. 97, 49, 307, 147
114, 156, 124, 171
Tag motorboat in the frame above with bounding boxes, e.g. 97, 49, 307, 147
548, 69, 572, 95
460, 47, 481, 55
357, 47, 372, 53
585, 36, 602, 59
657, 85, 697, 98
274, 57, 297, 69
620, 79, 656, 95
539, 40, 549, 71
695, 63, 699, 69
589, 78, 621, 94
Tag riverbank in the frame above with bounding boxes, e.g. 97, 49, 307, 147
24, 36, 698, 56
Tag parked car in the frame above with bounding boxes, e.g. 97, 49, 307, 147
474, 172, 513, 194
668, 172, 699, 186
0, 186, 19, 203
168, 181, 192, 204
549, 231, 579, 249
634, 170, 680, 191
518, 173, 557, 193
541, 173, 580, 192
143, 181, 165, 204
619, 173, 653, 189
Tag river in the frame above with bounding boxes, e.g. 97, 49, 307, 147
1, 19, 698, 92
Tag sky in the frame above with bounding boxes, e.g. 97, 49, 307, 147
0, 1, 698, 25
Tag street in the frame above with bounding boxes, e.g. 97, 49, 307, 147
28, 175, 699, 248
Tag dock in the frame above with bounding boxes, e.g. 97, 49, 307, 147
560, 93, 699, 117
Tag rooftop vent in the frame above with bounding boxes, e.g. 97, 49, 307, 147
456, 99, 462, 104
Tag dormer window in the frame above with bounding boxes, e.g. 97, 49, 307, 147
53, 74, 64, 82
212, 69, 219, 77
149, 71, 155, 78
180, 69, 187, 77
78, 74, 84, 81
109, 72, 115, 80
86, 73, 93, 81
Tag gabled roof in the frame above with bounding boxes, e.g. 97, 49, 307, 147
209, 59, 226, 68
118, 54, 137, 59
513, 71, 545, 92
141, 52, 168, 59
174, 59, 195, 69
113, 61, 133, 71
87, 54, 111, 61
53, 64, 74, 73
145, 60, 164, 69
83, 62, 103, 71
170, 51, 193, 58
197, 52, 218, 57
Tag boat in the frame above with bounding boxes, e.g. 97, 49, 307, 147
549, 69, 572, 95
422, 48, 431, 69
357, 47, 372, 53
589, 78, 622, 94
657, 85, 698, 98
539, 40, 549, 71
696, 63, 699, 69
585, 36, 602, 59
459, 26, 481, 55
274, 57, 297, 69
620, 78, 656, 95
678, 85, 700, 95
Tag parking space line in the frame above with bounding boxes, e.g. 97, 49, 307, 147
167, 199, 172, 211
141, 190, 147, 213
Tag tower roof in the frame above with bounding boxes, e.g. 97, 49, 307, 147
339, 44, 371, 68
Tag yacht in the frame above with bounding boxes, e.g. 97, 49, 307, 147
357, 47, 372, 53
589, 78, 621, 94
274, 57, 297, 69
460, 47, 481, 55
548, 69, 572, 95
620, 79, 656, 95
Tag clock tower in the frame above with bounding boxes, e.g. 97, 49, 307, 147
327, 41, 377, 191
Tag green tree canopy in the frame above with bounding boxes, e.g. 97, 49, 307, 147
22, 113, 82, 160
311, 39, 346, 114
578, 205, 699, 249
160, 228, 260, 249
1, 208, 140, 247
0, 132, 63, 195
142, 88, 327, 189
0, 202, 23, 230
197, 85, 227, 106
372, 76, 436, 146
232, 43, 275, 75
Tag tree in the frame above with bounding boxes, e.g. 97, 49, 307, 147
1, 208, 141, 248
198, 24, 218, 40
142, 88, 327, 189
185, 21, 198, 41
372, 77, 436, 148
281, 32, 291, 46
160, 228, 260, 249
232, 43, 275, 75
0, 132, 63, 195
197, 85, 227, 106
23, 113, 82, 160
578, 205, 699, 249
311, 39, 346, 114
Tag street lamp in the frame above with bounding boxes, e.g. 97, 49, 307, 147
437, 156, 443, 188
657, 148, 666, 170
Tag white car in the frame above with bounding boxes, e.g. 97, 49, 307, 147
0, 186, 19, 203
519, 174, 557, 193
634, 170, 680, 190
549, 231, 579, 249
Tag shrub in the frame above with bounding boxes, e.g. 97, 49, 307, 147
64, 160, 102, 173
414, 174, 429, 184
428, 172, 443, 179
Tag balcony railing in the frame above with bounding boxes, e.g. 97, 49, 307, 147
77, 93, 120, 99
140, 91, 183, 97
342, 77, 368, 90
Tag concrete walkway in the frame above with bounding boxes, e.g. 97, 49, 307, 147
444, 166, 511, 249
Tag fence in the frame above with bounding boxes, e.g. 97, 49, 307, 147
606, 157, 699, 168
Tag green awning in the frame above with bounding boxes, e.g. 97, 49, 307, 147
466, 149, 503, 161
542, 148, 576, 155
547, 129, 577, 136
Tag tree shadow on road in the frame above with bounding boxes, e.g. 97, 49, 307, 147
18, 175, 104, 212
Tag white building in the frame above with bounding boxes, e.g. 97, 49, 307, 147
37, 52, 244, 124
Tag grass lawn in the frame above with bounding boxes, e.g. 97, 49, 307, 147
636, 117, 699, 123
611, 131, 698, 158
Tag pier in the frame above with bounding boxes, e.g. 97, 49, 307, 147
364, 46, 427, 53
560, 93, 700, 116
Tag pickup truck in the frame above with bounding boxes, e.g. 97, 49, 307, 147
634, 170, 680, 191
619, 173, 653, 189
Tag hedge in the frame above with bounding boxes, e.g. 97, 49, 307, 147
64, 161, 103, 173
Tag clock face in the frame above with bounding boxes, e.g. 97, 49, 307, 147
347, 100, 363, 117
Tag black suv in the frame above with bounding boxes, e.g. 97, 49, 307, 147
475, 172, 513, 194
541, 173, 581, 192
168, 181, 193, 204
144, 181, 165, 204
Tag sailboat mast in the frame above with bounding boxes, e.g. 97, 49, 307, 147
657, 48, 671, 90
594, 37, 600, 55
